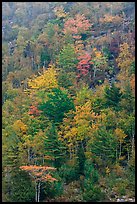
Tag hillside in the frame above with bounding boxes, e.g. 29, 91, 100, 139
2, 2, 135, 202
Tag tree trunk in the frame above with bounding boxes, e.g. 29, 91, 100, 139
28, 148, 30, 163
42, 155, 44, 165
35, 182, 38, 202
131, 133, 135, 154
119, 141, 121, 158
116, 147, 118, 162
38, 182, 41, 202
127, 147, 130, 162
93, 66, 96, 78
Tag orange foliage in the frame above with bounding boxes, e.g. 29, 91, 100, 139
20, 165, 57, 183
28, 105, 41, 116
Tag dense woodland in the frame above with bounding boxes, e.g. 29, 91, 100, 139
2, 2, 135, 202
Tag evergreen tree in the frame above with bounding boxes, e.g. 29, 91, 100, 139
3, 169, 35, 202
39, 88, 75, 124
44, 123, 67, 168
89, 127, 117, 168
104, 83, 122, 111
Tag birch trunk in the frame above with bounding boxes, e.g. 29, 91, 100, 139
93, 66, 96, 78
116, 147, 118, 162
38, 182, 40, 202
28, 148, 30, 163
35, 182, 38, 202
119, 141, 121, 158
131, 133, 135, 154
127, 147, 130, 162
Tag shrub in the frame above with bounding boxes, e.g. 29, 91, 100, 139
83, 185, 105, 202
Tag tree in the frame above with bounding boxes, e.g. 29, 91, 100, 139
2, 169, 35, 202
20, 165, 57, 202
91, 48, 108, 79
89, 127, 117, 169
38, 88, 75, 124
59, 101, 102, 160
114, 128, 127, 159
27, 65, 58, 90
63, 14, 91, 37
116, 43, 134, 91
57, 44, 78, 72
104, 83, 122, 111
44, 123, 67, 168
77, 52, 92, 76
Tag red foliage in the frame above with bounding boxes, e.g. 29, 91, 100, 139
63, 14, 91, 37
28, 105, 41, 116
77, 52, 92, 76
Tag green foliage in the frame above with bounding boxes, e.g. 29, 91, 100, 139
3, 169, 35, 202
83, 184, 105, 202
57, 44, 78, 72
76, 142, 86, 176
2, 2, 135, 202
39, 88, 75, 123
43, 175, 63, 199
75, 85, 92, 106
40, 48, 51, 67
89, 127, 117, 167
120, 82, 135, 113
104, 83, 122, 111
57, 71, 76, 91
129, 61, 135, 76
59, 163, 79, 184
44, 123, 67, 168
82, 160, 100, 199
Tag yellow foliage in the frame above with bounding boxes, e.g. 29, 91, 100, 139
95, 51, 102, 58
28, 66, 58, 90
113, 164, 124, 176
119, 155, 126, 161
116, 43, 134, 77
115, 128, 127, 143
54, 6, 68, 18
100, 14, 122, 24
105, 166, 110, 174
85, 151, 92, 159
13, 120, 27, 134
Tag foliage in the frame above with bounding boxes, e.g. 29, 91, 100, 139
77, 52, 92, 76
2, 2, 135, 202
104, 83, 122, 110
58, 163, 79, 184
3, 169, 35, 202
27, 65, 58, 90
63, 14, 91, 37
89, 127, 117, 168
57, 44, 78, 72
39, 88, 75, 123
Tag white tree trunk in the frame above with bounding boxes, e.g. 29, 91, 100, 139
93, 66, 96, 78
28, 148, 30, 163
38, 182, 41, 202
116, 148, 118, 162
131, 134, 135, 154
35, 182, 38, 202
127, 147, 130, 162
119, 141, 121, 158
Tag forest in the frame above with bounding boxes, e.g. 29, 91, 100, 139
2, 2, 135, 202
